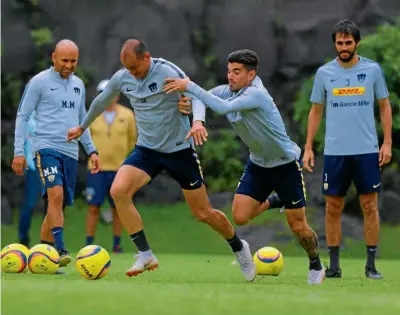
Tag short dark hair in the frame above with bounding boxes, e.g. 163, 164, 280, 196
134, 40, 148, 58
227, 49, 259, 71
332, 20, 361, 43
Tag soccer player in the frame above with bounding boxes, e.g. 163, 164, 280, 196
67, 39, 256, 281
85, 79, 137, 252
302, 20, 392, 279
12, 39, 100, 267
164, 49, 325, 284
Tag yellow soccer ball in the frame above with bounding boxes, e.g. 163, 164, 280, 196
1, 243, 30, 273
254, 246, 284, 276
75, 245, 111, 280
28, 244, 60, 274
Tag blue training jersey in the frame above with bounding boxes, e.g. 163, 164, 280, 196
81, 58, 206, 153
14, 67, 96, 160
310, 56, 389, 155
187, 77, 301, 168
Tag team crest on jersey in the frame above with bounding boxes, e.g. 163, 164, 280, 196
148, 82, 157, 92
74, 87, 81, 95
357, 73, 366, 83
47, 175, 55, 182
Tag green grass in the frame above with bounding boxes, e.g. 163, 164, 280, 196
2, 255, 400, 315
2, 201, 400, 314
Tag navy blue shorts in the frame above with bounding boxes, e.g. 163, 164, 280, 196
236, 159, 306, 209
34, 148, 78, 206
86, 171, 117, 207
322, 153, 381, 196
123, 145, 203, 190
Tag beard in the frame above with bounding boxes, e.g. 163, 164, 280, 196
337, 49, 356, 63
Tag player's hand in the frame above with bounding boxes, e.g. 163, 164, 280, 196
185, 120, 208, 146
12, 156, 27, 176
302, 148, 315, 173
163, 77, 190, 94
89, 153, 101, 174
67, 126, 84, 141
379, 142, 392, 167
178, 96, 192, 115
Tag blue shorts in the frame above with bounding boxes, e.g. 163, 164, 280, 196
86, 171, 117, 207
323, 153, 381, 196
123, 145, 203, 190
236, 159, 306, 209
34, 148, 78, 206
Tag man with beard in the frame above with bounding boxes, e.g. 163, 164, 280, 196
302, 20, 392, 279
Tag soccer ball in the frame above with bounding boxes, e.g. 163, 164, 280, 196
254, 246, 284, 276
75, 245, 111, 280
1, 243, 30, 273
28, 244, 60, 274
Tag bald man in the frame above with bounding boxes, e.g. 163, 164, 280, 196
68, 39, 256, 281
13, 39, 100, 268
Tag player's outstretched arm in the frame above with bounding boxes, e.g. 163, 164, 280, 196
67, 73, 120, 141
77, 88, 97, 155
164, 78, 259, 114
13, 79, 41, 175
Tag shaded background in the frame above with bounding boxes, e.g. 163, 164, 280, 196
1, 0, 400, 252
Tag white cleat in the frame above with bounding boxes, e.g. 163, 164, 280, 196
126, 255, 159, 277
308, 268, 325, 284
235, 240, 256, 282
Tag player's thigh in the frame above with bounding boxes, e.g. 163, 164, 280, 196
322, 155, 352, 196
111, 165, 152, 198
235, 159, 273, 204
232, 194, 262, 223
35, 149, 64, 204
86, 171, 106, 207
352, 153, 381, 195
273, 160, 306, 210
162, 147, 204, 190
62, 155, 78, 206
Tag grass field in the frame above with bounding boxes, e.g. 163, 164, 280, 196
2, 201, 400, 314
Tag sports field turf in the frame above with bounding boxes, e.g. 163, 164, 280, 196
2, 202, 400, 314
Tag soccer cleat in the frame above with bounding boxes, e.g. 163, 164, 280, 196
58, 249, 72, 267
126, 255, 159, 277
325, 267, 342, 278
308, 267, 325, 284
234, 240, 256, 282
365, 267, 383, 279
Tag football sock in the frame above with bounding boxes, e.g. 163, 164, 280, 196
328, 246, 340, 269
366, 245, 377, 269
113, 235, 121, 248
86, 236, 94, 245
52, 227, 65, 251
267, 194, 284, 210
227, 232, 243, 252
309, 255, 322, 271
130, 230, 150, 251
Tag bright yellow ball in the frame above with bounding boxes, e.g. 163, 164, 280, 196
75, 245, 111, 280
253, 246, 284, 276
1, 243, 29, 273
28, 244, 60, 274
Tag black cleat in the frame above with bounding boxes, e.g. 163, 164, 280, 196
266, 194, 284, 210
365, 267, 383, 279
324, 263, 342, 278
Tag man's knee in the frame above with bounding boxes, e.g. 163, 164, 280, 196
286, 210, 308, 234
232, 205, 250, 226
88, 205, 100, 215
192, 204, 214, 223
359, 194, 378, 216
110, 183, 130, 203
47, 186, 63, 206
325, 196, 344, 218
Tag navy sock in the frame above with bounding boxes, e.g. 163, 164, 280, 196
328, 246, 340, 269
366, 245, 377, 269
113, 235, 121, 248
130, 230, 150, 251
51, 227, 65, 251
227, 232, 243, 252
86, 236, 94, 246
309, 255, 322, 271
